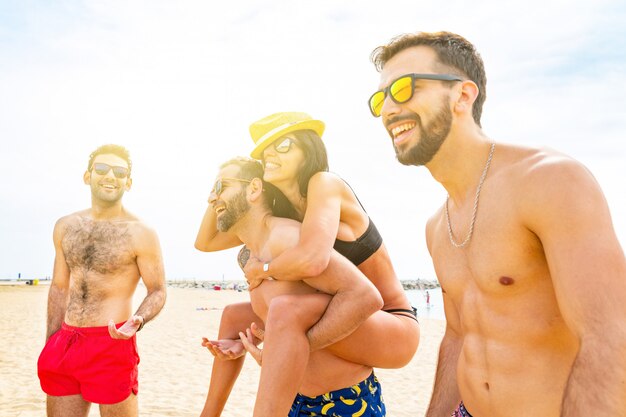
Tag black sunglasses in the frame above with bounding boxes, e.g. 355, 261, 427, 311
368, 73, 464, 117
92, 162, 130, 179
212, 178, 251, 196
270, 137, 296, 154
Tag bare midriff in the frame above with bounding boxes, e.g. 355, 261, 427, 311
446, 272, 578, 417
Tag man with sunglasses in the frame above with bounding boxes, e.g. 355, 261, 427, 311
199, 157, 386, 416
37, 144, 166, 417
369, 31, 626, 417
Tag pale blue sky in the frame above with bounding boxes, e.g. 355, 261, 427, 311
1, 0, 625, 281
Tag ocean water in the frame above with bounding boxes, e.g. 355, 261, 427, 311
404, 287, 445, 321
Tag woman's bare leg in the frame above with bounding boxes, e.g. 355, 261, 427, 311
253, 294, 331, 417
250, 297, 420, 416
326, 310, 420, 368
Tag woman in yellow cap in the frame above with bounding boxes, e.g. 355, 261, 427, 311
195, 112, 420, 416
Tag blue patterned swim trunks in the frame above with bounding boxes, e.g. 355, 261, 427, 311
288, 372, 385, 416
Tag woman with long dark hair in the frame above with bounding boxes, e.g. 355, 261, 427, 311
195, 112, 420, 416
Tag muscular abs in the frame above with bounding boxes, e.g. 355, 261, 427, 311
62, 218, 140, 326
431, 201, 579, 416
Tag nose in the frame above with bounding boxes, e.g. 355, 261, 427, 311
380, 92, 402, 119
102, 168, 117, 179
208, 191, 218, 205
262, 146, 276, 159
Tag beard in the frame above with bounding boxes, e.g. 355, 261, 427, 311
91, 183, 125, 205
216, 189, 250, 232
394, 97, 453, 166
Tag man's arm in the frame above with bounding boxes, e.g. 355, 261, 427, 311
302, 250, 384, 351
526, 159, 626, 416
109, 224, 167, 339
46, 219, 71, 341
134, 225, 167, 324
426, 292, 463, 417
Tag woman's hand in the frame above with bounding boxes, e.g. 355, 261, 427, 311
244, 256, 267, 290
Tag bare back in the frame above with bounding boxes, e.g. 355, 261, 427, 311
427, 145, 582, 416
60, 211, 145, 326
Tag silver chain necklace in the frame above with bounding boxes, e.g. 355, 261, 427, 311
445, 142, 495, 248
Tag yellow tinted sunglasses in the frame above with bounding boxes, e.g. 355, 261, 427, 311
368, 73, 463, 117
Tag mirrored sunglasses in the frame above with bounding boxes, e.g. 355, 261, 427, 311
272, 137, 296, 154
92, 162, 130, 179
368, 73, 464, 117
212, 178, 252, 196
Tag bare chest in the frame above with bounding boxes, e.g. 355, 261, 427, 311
62, 219, 135, 275
431, 202, 549, 299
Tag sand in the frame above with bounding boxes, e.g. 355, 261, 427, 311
0, 284, 444, 417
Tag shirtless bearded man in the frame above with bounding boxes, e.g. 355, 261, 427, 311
369, 31, 626, 416
37, 144, 167, 417
208, 157, 386, 416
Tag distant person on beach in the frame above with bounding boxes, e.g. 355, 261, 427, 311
195, 112, 419, 416
426, 290, 430, 307
200, 156, 386, 416
37, 144, 167, 417
369, 30, 626, 416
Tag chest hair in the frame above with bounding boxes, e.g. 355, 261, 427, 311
62, 218, 134, 275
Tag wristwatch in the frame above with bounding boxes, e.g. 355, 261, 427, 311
262, 262, 270, 273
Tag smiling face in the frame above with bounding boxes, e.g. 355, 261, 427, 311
84, 153, 132, 204
210, 164, 251, 232
261, 135, 305, 186
378, 46, 458, 166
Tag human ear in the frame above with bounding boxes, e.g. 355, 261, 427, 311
248, 178, 264, 201
455, 80, 479, 114
83, 171, 91, 185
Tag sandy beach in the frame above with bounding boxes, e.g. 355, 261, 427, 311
0, 284, 444, 417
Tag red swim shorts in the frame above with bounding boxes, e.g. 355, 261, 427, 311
37, 322, 140, 404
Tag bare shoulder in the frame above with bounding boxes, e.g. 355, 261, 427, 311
511, 146, 599, 199
309, 171, 365, 214
267, 217, 301, 254
123, 213, 161, 250
498, 144, 607, 228
54, 209, 89, 237
308, 171, 343, 193
498, 143, 589, 182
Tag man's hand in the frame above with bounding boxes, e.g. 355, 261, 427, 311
108, 315, 143, 339
243, 257, 266, 290
201, 338, 246, 360
239, 322, 265, 366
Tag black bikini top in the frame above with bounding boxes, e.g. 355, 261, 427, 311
333, 217, 383, 266
331, 178, 383, 266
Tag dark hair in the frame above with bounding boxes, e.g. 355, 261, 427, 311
289, 130, 329, 197
370, 31, 487, 126
220, 156, 264, 182
88, 144, 132, 173
220, 156, 299, 221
